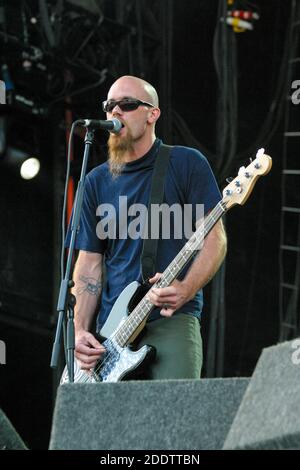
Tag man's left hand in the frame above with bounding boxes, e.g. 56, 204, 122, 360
146, 272, 192, 317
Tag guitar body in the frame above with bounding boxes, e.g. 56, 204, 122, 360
100, 281, 140, 338
60, 281, 156, 384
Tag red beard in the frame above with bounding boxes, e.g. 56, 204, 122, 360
107, 128, 134, 177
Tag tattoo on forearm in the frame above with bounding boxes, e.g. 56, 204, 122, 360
77, 275, 102, 296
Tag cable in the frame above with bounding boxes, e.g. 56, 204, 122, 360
236, 182, 266, 375
48, 69, 107, 106
39, 0, 56, 48
234, 3, 292, 165
214, 0, 238, 181
71, 11, 104, 62
60, 121, 76, 281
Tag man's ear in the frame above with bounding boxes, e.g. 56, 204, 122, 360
147, 107, 161, 124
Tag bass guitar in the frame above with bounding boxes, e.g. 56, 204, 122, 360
61, 149, 272, 384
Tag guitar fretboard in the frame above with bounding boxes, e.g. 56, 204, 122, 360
114, 200, 227, 347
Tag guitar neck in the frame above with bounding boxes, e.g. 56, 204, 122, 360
155, 201, 226, 288
114, 200, 227, 347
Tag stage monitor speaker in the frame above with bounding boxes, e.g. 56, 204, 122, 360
49, 378, 249, 450
223, 340, 300, 450
0, 409, 28, 450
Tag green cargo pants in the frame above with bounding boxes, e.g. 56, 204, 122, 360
134, 313, 203, 380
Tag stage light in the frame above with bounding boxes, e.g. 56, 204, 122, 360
20, 157, 40, 180
4, 146, 41, 180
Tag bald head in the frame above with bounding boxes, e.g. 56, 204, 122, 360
108, 75, 159, 107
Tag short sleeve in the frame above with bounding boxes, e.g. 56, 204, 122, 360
65, 175, 107, 254
185, 148, 222, 215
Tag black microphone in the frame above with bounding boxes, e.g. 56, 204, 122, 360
76, 118, 123, 134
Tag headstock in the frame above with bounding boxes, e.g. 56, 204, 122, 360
222, 148, 272, 210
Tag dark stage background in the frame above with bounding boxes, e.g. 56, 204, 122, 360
0, 0, 298, 449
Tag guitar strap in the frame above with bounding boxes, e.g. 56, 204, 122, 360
141, 143, 173, 282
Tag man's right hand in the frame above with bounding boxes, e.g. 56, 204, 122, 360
75, 330, 106, 370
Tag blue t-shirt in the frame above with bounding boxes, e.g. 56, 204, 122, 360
68, 139, 221, 331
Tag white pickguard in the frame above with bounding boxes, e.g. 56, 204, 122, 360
99, 281, 140, 338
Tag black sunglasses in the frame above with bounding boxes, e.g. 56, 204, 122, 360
102, 98, 155, 113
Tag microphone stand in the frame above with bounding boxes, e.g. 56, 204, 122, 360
50, 126, 95, 382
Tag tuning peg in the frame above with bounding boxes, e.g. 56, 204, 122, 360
249, 157, 253, 163
256, 148, 265, 158
226, 177, 233, 183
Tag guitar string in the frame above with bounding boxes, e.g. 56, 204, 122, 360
73, 202, 226, 382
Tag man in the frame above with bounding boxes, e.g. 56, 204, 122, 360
70, 75, 227, 379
